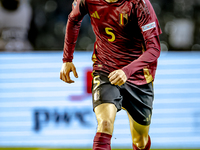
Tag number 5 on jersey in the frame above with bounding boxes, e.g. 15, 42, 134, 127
93, 75, 100, 91
105, 27, 115, 42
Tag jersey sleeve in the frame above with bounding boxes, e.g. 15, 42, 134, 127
121, 0, 162, 79
121, 35, 161, 79
62, 0, 88, 62
135, 0, 162, 40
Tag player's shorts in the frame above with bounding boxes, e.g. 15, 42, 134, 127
92, 71, 154, 126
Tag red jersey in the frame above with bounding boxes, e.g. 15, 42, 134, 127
63, 0, 162, 85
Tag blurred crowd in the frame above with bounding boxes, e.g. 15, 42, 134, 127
0, 0, 200, 51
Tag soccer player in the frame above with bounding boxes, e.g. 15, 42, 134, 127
60, 0, 162, 149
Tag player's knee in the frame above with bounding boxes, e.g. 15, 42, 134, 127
98, 119, 114, 133
101, 120, 112, 131
133, 135, 148, 149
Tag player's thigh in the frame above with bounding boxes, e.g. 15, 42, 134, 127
122, 82, 154, 126
94, 103, 117, 124
94, 103, 117, 134
92, 71, 122, 134
127, 112, 150, 148
127, 112, 150, 136
121, 82, 153, 143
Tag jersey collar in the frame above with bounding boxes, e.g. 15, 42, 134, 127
102, 0, 126, 6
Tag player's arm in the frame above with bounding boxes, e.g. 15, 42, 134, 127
108, 36, 160, 86
60, 0, 87, 83
119, 0, 161, 79
121, 35, 161, 79
109, 1, 161, 85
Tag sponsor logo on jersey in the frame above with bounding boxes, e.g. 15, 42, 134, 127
142, 22, 156, 32
119, 13, 128, 26
91, 11, 100, 19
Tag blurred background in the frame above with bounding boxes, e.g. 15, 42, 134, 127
0, 0, 200, 150
0, 0, 200, 51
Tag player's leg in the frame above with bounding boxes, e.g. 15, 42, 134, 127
121, 82, 154, 150
94, 103, 117, 135
127, 112, 151, 150
92, 72, 122, 150
93, 103, 117, 150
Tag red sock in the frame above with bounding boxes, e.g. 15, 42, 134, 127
93, 132, 112, 150
132, 136, 151, 150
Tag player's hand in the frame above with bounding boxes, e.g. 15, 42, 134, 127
60, 62, 78, 83
108, 69, 127, 86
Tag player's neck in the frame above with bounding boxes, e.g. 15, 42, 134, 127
104, 0, 119, 3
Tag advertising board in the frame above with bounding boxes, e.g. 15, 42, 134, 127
0, 52, 200, 149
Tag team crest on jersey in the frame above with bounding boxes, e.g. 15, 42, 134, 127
119, 12, 128, 26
